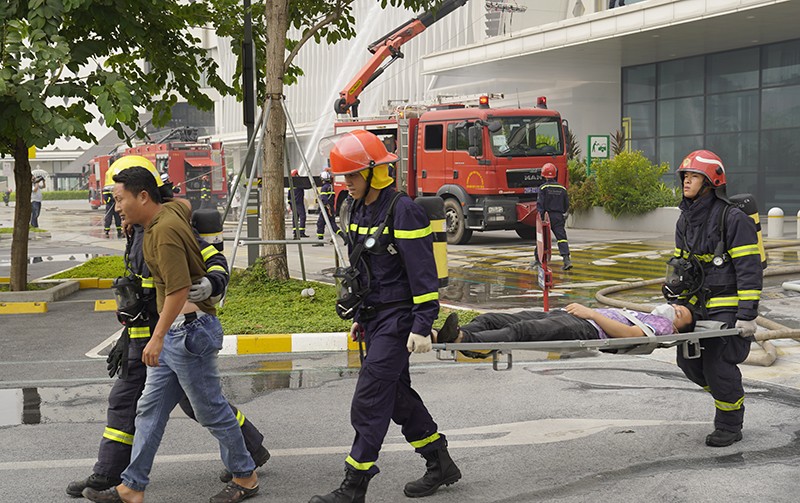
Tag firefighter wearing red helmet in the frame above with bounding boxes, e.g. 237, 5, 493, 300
670, 149, 762, 447
199, 174, 211, 208
536, 163, 572, 270
313, 168, 339, 246
310, 130, 461, 502
288, 168, 308, 238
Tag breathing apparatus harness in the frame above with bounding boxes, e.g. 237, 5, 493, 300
665, 193, 735, 313
334, 190, 405, 321
109, 234, 155, 377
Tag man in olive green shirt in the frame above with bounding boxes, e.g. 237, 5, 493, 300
83, 167, 258, 503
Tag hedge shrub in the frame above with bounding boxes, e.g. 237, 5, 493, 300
8, 190, 89, 201
594, 151, 680, 217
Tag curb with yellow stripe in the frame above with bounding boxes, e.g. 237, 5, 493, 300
221, 332, 360, 355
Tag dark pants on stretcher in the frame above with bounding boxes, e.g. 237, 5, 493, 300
676, 311, 749, 433
94, 336, 265, 479
461, 310, 597, 343
349, 306, 443, 474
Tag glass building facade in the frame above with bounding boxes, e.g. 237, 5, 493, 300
622, 38, 800, 214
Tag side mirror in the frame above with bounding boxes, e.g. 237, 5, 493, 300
488, 120, 502, 133
467, 125, 482, 158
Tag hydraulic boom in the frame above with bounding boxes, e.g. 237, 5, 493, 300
333, 0, 469, 117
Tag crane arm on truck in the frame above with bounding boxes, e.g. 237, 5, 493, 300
333, 0, 469, 117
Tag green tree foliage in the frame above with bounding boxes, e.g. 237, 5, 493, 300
0, 0, 233, 290
594, 151, 680, 218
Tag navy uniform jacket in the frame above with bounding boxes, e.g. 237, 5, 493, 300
537, 181, 569, 215
289, 186, 305, 207
674, 193, 762, 321
348, 189, 439, 335
320, 181, 335, 211
125, 223, 229, 341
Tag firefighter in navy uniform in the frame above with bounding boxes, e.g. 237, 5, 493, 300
200, 174, 212, 208
313, 169, 340, 246
537, 163, 572, 270
289, 169, 308, 238
310, 130, 461, 503
102, 185, 123, 238
66, 157, 270, 498
668, 150, 762, 447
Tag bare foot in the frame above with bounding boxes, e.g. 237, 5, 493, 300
117, 484, 144, 503
232, 473, 258, 490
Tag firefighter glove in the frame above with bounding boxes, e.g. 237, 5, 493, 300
407, 332, 432, 354
106, 339, 124, 378
735, 319, 758, 338
350, 322, 363, 342
188, 277, 213, 302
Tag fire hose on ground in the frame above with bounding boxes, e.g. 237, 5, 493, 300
594, 263, 800, 367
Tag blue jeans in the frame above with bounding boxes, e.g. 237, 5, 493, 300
30, 201, 41, 227
121, 314, 254, 492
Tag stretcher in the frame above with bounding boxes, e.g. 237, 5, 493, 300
432, 321, 741, 371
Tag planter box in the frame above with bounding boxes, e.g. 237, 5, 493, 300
567, 206, 680, 232
0, 280, 80, 302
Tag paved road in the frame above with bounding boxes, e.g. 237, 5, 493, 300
2, 200, 800, 502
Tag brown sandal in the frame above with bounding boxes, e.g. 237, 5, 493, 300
209, 481, 259, 503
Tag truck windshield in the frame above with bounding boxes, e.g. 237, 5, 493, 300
489, 116, 563, 157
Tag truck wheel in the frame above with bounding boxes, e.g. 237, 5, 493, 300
443, 198, 472, 245
515, 224, 536, 240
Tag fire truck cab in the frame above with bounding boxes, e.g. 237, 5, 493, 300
333, 97, 569, 244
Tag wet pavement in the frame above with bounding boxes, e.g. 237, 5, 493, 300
2, 200, 800, 502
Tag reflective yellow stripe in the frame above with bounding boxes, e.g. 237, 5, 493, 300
703, 386, 712, 393
349, 223, 390, 235
706, 296, 740, 308
728, 244, 760, 259
737, 289, 761, 301
236, 410, 245, 427
208, 265, 228, 275
394, 225, 432, 240
409, 432, 441, 449
137, 275, 154, 289
673, 249, 713, 262
345, 456, 375, 471
128, 326, 150, 339
201, 245, 219, 260
714, 396, 744, 412
103, 427, 133, 446
413, 292, 439, 304
557, 239, 568, 243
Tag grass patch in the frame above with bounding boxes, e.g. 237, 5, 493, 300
218, 263, 479, 334
0, 283, 53, 291
48, 256, 125, 279
0, 227, 47, 233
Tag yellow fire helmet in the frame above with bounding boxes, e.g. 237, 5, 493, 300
105, 155, 162, 189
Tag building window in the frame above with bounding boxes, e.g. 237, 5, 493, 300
622, 38, 800, 214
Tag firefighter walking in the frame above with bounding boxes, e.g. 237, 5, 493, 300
102, 185, 123, 238
313, 169, 340, 246
310, 130, 461, 502
200, 174, 212, 208
537, 163, 572, 270
668, 150, 762, 447
289, 169, 308, 238
69, 156, 270, 499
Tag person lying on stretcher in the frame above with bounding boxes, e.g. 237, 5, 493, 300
433, 304, 696, 345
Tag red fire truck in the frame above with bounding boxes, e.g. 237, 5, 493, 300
333, 97, 569, 244
86, 154, 112, 210
330, 0, 568, 244
124, 138, 227, 210
86, 129, 227, 210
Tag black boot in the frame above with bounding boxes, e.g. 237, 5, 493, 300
561, 255, 573, 271
66, 473, 121, 497
404, 443, 461, 498
309, 466, 373, 503
705, 429, 742, 447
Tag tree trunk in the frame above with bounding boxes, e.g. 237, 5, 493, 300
261, 0, 290, 280
10, 137, 33, 291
